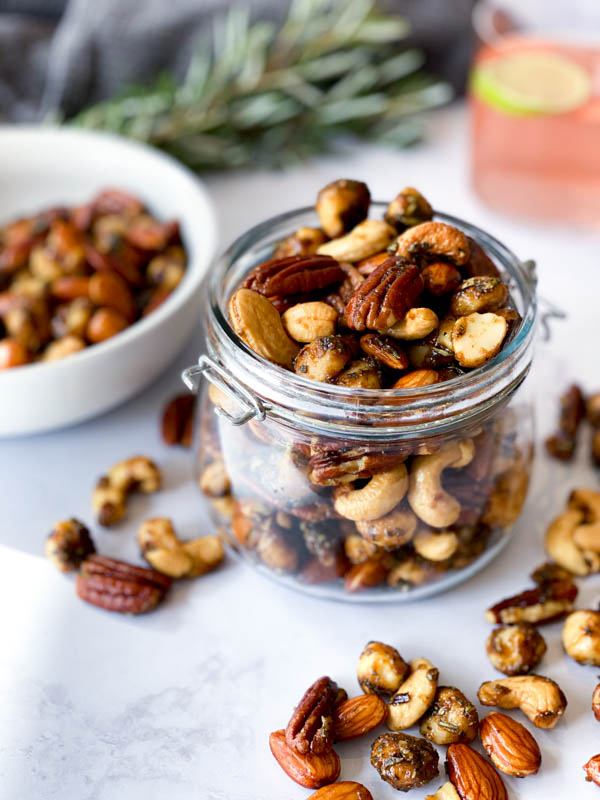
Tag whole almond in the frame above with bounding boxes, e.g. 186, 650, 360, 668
584, 754, 600, 786
308, 781, 374, 799
333, 694, 386, 741
446, 743, 508, 800
269, 729, 340, 789
392, 369, 440, 389
89, 271, 136, 321
593, 684, 600, 722
479, 712, 541, 778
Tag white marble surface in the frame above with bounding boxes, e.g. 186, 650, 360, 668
1, 105, 600, 799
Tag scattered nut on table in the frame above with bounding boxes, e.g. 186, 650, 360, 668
387, 657, 439, 730
562, 609, 600, 666
357, 640, 409, 697
138, 517, 224, 579
478, 674, 567, 729
419, 686, 479, 745
371, 731, 439, 792
486, 623, 547, 675
479, 711, 541, 778
92, 455, 161, 526
45, 518, 96, 572
446, 743, 508, 800
584, 754, 600, 787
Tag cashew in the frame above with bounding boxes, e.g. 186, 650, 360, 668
385, 308, 439, 340
408, 439, 475, 528
198, 461, 231, 498
413, 529, 458, 562
282, 301, 338, 343
334, 463, 408, 522
452, 313, 508, 368
573, 523, 600, 552
41, 335, 86, 361
395, 221, 470, 266
477, 675, 567, 729
356, 508, 418, 547
387, 657, 439, 730
569, 489, 600, 550
358, 641, 409, 697
545, 508, 600, 576
138, 517, 224, 579
107, 456, 161, 494
92, 476, 127, 526
562, 610, 600, 666
317, 219, 395, 262
425, 783, 461, 800
316, 179, 371, 238
436, 314, 456, 352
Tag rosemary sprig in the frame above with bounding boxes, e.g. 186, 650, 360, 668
71, 0, 452, 169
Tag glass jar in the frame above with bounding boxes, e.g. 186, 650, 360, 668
185, 204, 537, 602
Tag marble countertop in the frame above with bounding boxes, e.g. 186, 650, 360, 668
1, 105, 599, 800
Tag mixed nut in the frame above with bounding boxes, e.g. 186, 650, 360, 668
545, 384, 600, 467
0, 188, 186, 368
198, 181, 533, 596
269, 639, 551, 797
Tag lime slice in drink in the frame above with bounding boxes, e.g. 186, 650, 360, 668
471, 51, 592, 115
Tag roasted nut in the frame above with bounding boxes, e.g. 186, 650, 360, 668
384, 187, 433, 232
425, 782, 461, 800
356, 251, 390, 276
357, 641, 409, 697
41, 334, 86, 361
282, 301, 338, 342
198, 461, 230, 497
229, 288, 300, 368
243, 255, 344, 298
385, 307, 439, 340
587, 392, 600, 427
569, 487, 600, 523
584, 755, 600, 787
93, 456, 161, 526
334, 463, 408, 522
593, 684, 600, 722
592, 430, 600, 468
370, 732, 439, 792
344, 559, 388, 593
332, 694, 387, 740
45, 518, 96, 572
530, 560, 575, 587
359, 333, 408, 369
51, 297, 93, 339
316, 179, 371, 238
387, 657, 439, 730
308, 782, 373, 800
181, 536, 225, 577
49, 275, 91, 301
76, 554, 171, 614
545, 384, 585, 461
138, 517, 223, 579
419, 686, 478, 745
485, 580, 578, 625
295, 335, 351, 382
146, 247, 186, 289
89, 271, 136, 321
387, 557, 439, 589
452, 313, 508, 368
269, 728, 340, 789
480, 711, 541, 778
408, 439, 474, 528
486, 624, 547, 675
256, 524, 299, 573
562, 610, 600, 665
161, 393, 195, 447
345, 257, 424, 332
545, 507, 600, 576
395, 221, 470, 266
414, 529, 458, 561
422, 262, 462, 296
356, 508, 417, 548
273, 227, 329, 259
86, 307, 129, 343
335, 358, 382, 389
343, 534, 381, 564
392, 368, 441, 389
478, 675, 567, 729
450, 277, 509, 317
92, 476, 127, 526
317, 219, 395, 263
446, 743, 508, 800
286, 676, 338, 755
308, 444, 406, 487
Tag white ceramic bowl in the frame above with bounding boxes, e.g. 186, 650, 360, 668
0, 126, 217, 437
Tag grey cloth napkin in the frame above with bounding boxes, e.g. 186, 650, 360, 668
0, 0, 475, 122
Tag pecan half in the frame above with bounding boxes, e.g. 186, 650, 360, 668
485, 580, 578, 625
345, 256, 423, 332
161, 393, 195, 447
545, 384, 586, 461
242, 255, 344, 297
309, 445, 407, 486
286, 676, 339, 755
76, 554, 171, 614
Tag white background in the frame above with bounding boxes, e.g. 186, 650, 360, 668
1, 105, 599, 799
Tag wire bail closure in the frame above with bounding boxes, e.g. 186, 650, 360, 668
182, 354, 266, 426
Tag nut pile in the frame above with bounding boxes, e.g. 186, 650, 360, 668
269, 640, 552, 798
545, 384, 600, 466
199, 182, 532, 596
45, 453, 224, 614
0, 188, 186, 369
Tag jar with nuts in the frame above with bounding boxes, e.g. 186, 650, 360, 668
188, 184, 536, 601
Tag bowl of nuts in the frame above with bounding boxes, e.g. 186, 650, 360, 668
189, 180, 537, 601
0, 126, 216, 436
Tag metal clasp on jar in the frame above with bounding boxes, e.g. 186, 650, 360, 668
182, 354, 266, 426
522, 259, 566, 342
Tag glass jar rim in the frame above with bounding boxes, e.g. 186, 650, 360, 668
202, 204, 536, 440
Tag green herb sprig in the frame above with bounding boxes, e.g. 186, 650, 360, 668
72, 0, 452, 169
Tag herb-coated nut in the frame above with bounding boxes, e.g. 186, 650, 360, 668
294, 335, 351, 382
273, 227, 329, 259
384, 187, 433, 232
421, 261, 462, 296
343, 534, 381, 564
316, 179, 371, 239
335, 358, 382, 389
486, 623, 547, 675
357, 640, 409, 697
419, 686, 479, 745
282, 301, 338, 342
359, 333, 408, 370
395, 221, 470, 266
478, 674, 567, 729
450, 277, 509, 317
355, 508, 418, 548
562, 610, 600, 665
371, 732, 439, 792
387, 657, 439, 730
45, 518, 96, 572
